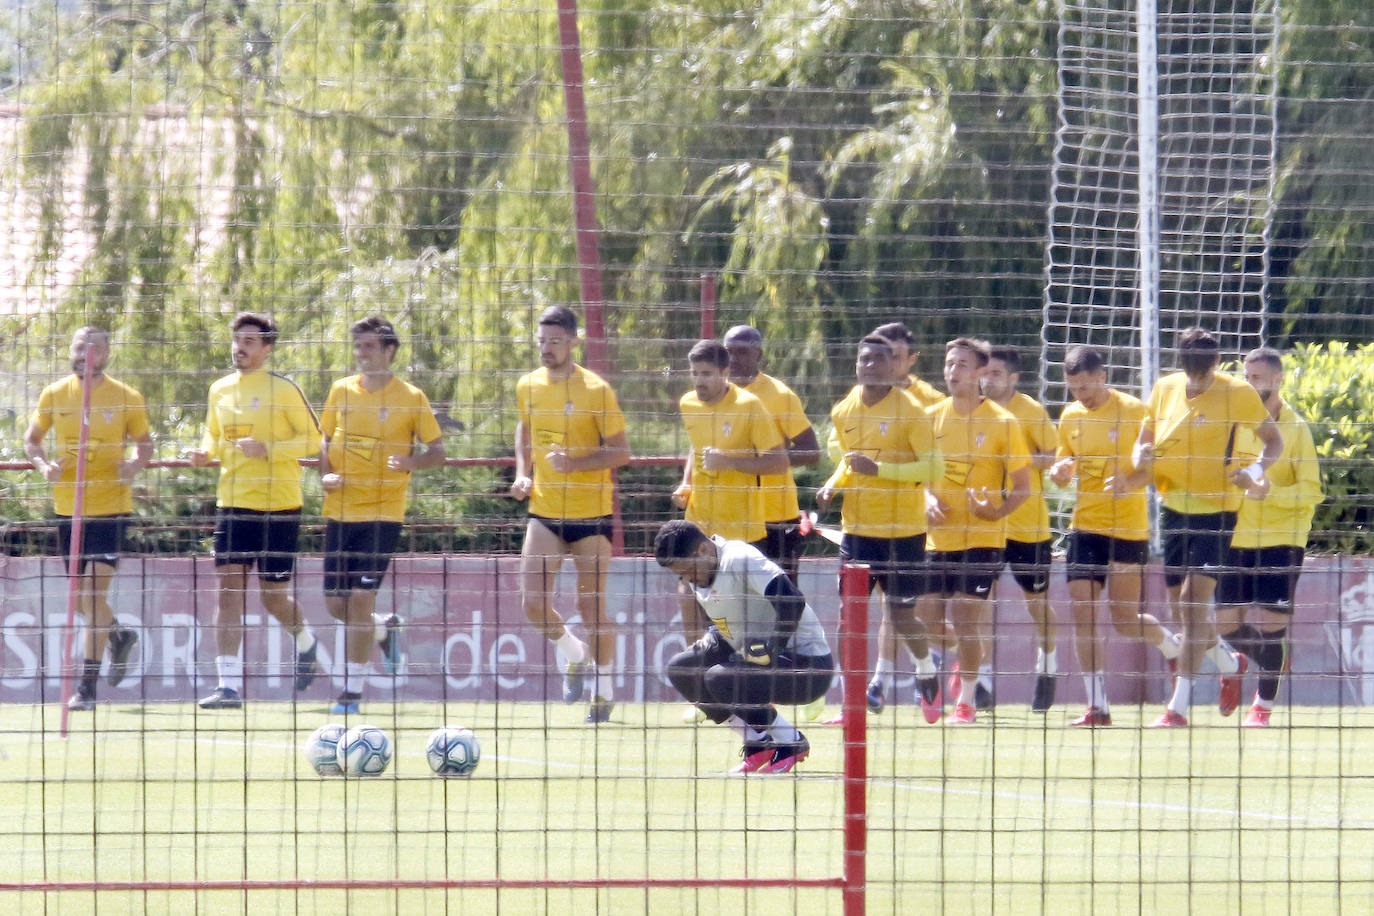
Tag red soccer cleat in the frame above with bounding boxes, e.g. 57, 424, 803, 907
1146, 709, 1189, 728
1219, 653, 1249, 717
1243, 703, 1271, 728
1069, 707, 1112, 727
730, 744, 775, 774
949, 702, 977, 725
917, 676, 942, 724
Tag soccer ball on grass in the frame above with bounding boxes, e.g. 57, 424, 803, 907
426, 725, 481, 777
336, 724, 393, 777
304, 723, 346, 777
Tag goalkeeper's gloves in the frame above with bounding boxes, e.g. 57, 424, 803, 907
743, 640, 772, 666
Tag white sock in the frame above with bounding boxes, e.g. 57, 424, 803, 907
294, 626, 316, 653
1036, 648, 1058, 676
914, 652, 937, 678
1083, 672, 1109, 712
215, 654, 243, 692
725, 714, 768, 744
958, 674, 977, 706
1158, 630, 1182, 660
930, 648, 944, 670
1168, 677, 1193, 715
372, 613, 389, 642
766, 712, 801, 744
874, 657, 894, 689
591, 667, 613, 701
344, 661, 369, 694
556, 630, 588, 665
1253, 695, 1273, 711
977, 663, 993, 690
1206, 640, 1240, 674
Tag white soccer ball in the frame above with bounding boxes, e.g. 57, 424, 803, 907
425, 725, 481, 777
335, 724, 393, 777
304, 723, 346, 777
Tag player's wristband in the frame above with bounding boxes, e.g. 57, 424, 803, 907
1241, 462, 1264, 485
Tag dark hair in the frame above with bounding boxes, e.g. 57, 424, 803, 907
1063, 345, 1106, 376
688, 339, 730, 369
858, 334, 894, 354
723, 325, 763, 348
351, 314, 400, 352
945, 336, 991, 367
871, 322, 914, 348
1178, 327, 1219, 376
988, 345, 1020, 373
654, 520, 711, 567
231, 312, 279, 344
538, 305, 579, 335
1244, 346, 1283, 372
74, 325, 110, 344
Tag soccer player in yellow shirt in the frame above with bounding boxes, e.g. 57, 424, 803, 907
815, 335, 942, 719
189, 313, 321, 710
872, 322, 945, 410
1135, 327, 1282, 727
721, 326, 820, 585
981, 345, 1061, 712
511, 306, 630, 724
24, 327, 152, 711
319, 316, 445, 716
672, 340, 787, 669
1050, 346, 1182, 727
1214, 347, 1323, 727
921, 338, 1031, 724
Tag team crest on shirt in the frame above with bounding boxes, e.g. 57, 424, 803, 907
722, 422, 733, 436
1194, 414, 1206, 425
251, 397, 260, 410
1108, 429, 1118, 443
879, 422, 889, 435
378, 407, 389, 423
975, 433, 987, 448
564, 400, 575, 415
101, 409, 114, 424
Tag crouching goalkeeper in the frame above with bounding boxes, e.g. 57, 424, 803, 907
655, 519, 834, 774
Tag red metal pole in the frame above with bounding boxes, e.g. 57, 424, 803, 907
839, 563, 869, 916
555, 0, 606, 375
58, 355, 96, 736
699, 273, 716, 339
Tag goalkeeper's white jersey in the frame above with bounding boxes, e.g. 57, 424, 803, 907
690, 537, 831, 658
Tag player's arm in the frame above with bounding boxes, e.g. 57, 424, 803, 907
1265, 423, 1324, 510
187, 393, 220, 467
703, 442, 788, 476
1030, 414, 1058, 470
119, 429, 154, 483
547, 429, 630, 475
390, 435, 446, 473
742, 571, 809, 666
785, 425, 821, 468
22, 417, 63, 482
511, 420, 533, 500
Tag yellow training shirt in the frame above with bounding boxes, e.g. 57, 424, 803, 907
31, 375, 150, 517
828, 385, 938, 539
679, 384, 782, 542
905, 375, 946, 409
1000, 392, 1056, 543
1145, 371, 1270, 514
320, 374, 443, 523
740, 372, 811, 523
1230, 401, 1323, 548
1056, 388, 1150, 540
201, 370, 317, 512
927, 397, 1030, 551
516, 365, 626, 521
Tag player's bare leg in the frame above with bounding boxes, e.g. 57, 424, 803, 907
571, 533, 616, 721
199, 563, 250, 707
1157, 574, 1240, 724
1106, 562, 1177, 655
69, 563, 121, 710
327, 590, 383, 713
259, 576, 319, 692
1067, 578, 1109, 720
949, 593, 984, 722
521, 519, 593, 705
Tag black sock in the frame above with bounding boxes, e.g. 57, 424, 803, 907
1256, 628, 1288, 703
1222, 624, 1261, 662
81, 658, 100, 695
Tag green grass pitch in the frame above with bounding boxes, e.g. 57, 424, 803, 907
2, 700, 1373, 915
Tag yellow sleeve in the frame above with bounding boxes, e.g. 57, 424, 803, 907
877, 449, 944, 484
1266, 422, 1324, 511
